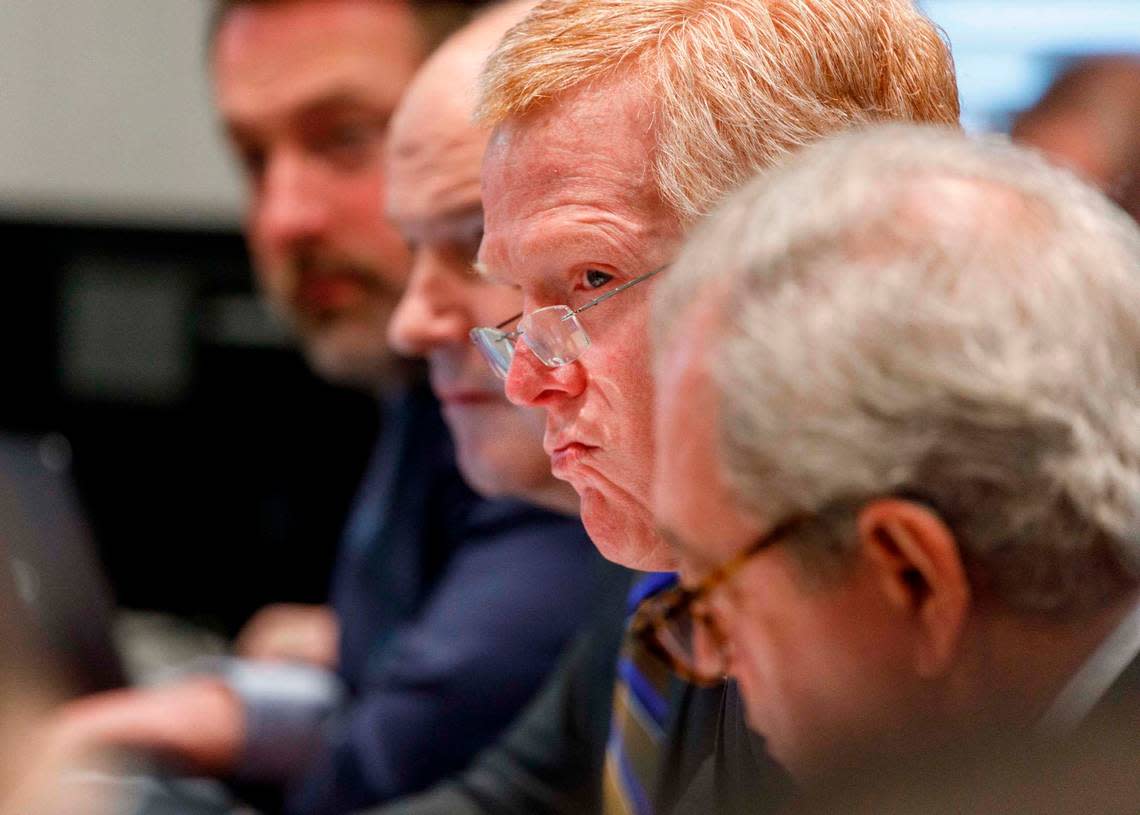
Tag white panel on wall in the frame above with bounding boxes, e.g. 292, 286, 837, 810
0, 1, 244, 227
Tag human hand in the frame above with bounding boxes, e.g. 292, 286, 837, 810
48, 677, 245, 776
233, 603, 339, 669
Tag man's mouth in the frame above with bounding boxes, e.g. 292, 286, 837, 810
549, 440, 597, 471
293, 272, 369, 311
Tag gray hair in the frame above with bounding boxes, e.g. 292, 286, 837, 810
655, 123, 1140, 614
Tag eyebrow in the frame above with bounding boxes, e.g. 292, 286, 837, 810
225, 88, 391, 140
298, 90, 383, 116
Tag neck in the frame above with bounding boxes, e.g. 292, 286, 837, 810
954, 588, 1140, 728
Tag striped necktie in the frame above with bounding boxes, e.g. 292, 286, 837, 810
603, 572, 678, 815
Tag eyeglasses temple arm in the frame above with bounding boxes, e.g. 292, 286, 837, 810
569, 266, 665, 318
495, 312, 524, 330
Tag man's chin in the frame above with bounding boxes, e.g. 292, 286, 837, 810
577, 487, 675, 571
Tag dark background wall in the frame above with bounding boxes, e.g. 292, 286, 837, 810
1, 218, 377, 635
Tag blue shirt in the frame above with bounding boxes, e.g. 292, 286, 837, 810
233, 384, 597, 815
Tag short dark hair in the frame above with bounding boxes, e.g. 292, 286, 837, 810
206, 0, 486, 58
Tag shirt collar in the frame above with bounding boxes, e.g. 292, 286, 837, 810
1038, 595, 1140, 734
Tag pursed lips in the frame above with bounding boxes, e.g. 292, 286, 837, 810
548, 439, 596, 472
544, 431, 599, 457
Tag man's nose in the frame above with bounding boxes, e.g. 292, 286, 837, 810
503, 338, 587, 408
388, 252, 469, 356
254, 151, 331, 250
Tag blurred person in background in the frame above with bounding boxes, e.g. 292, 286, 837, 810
51, 2, 596, 813
0, 543, 68, 815
380, 2, 959, 814
1013, 54, 1140, 222
386, 0, 575, 513
650, 125, 1140, 806
0, 467, 119, 815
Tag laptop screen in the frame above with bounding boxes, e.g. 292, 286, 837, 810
0, 434, 126, 696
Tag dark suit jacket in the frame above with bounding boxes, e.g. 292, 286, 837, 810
1086, 647, 1140, 731
376, 562, 792, 815
279, 384, 598, 814
784, 652, 1140, 815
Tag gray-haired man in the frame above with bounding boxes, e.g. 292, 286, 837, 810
650, 124, 1140, 792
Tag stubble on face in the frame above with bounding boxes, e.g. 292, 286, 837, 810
213, 0, 423, 388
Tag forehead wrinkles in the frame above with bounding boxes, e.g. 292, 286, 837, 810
482, 160, 666, 286
525, 206, 663, 271
504, 111, 659, 215
481, 78, 667, 278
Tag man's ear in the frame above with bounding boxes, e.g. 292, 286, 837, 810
856, 499, 970, 678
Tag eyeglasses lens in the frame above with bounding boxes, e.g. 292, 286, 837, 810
520, 306, 591, 367
637, 591, 724, 686
470, 328, 515, 379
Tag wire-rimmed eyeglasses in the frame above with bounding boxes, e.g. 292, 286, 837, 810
468, 267, 663, 379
